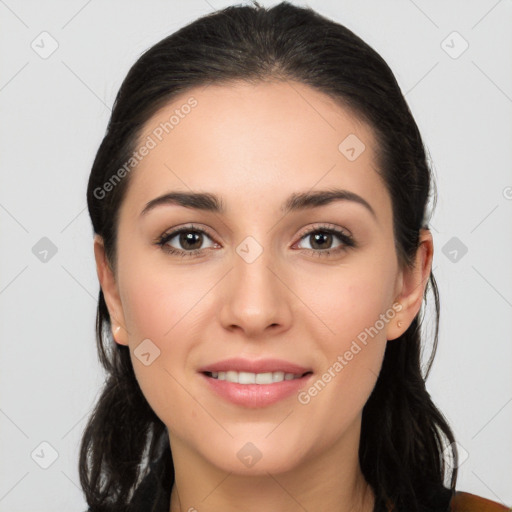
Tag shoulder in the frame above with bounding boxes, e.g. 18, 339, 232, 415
450, 491, 511, 512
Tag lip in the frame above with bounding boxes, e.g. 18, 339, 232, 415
198, 357, 311, 375
198, 358, 313, 408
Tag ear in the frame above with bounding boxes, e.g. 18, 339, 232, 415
93, 234, 129, 346
387, 228, 433, 341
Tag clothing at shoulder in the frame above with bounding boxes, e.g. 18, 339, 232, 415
450, 491, 511, 512
381, 489, 510, 512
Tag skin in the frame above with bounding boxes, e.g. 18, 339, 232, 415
94, 80, 433, 512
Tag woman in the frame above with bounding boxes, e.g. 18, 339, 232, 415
80, 2, 510, 511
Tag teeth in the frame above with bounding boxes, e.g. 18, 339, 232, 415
208, 370, 303, 384
272, 371, 284, 382
256, 372, 272, 384
227, 370, 238, 382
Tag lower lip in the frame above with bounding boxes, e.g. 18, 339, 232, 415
200, 372, 313, 408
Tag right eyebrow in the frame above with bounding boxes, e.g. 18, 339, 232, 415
140, 191, 225, 217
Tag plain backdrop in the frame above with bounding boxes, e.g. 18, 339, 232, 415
0, 0, 511, 510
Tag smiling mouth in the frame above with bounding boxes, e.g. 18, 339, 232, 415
203, 370, 312, 384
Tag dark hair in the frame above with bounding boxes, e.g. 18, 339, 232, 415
81, 2, 458, 510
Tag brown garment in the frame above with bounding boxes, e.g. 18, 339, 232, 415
449, 491, 511, 512
380, 490, 510, 512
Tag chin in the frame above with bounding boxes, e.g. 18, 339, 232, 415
200, 435, 308, 476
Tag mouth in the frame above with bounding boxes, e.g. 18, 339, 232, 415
203, 370, 312, 384
198, 358, 314, 408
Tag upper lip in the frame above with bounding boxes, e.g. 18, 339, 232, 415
199, 357, 312, 375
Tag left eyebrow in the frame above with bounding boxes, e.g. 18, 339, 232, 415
282, 188, 376, 220
139, 188, 377, 220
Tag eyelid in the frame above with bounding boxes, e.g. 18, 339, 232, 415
155, 222, 356, 257
156, 223, 216, 242
293, 222, 353, 244
156, 222, 351, 245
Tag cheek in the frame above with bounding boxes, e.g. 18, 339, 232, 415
296, 299, 389, 451
311, 281, 390, 404
292, 253, 396, 412
117, 259, 212, 429
293, 255, 397, 347
120, 258, 211, 342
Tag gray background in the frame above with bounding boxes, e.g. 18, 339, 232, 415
1, 0, 511, 510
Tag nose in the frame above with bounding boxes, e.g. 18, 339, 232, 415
218, 240, 293, 339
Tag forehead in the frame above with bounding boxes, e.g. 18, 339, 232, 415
122, 80, 390, 222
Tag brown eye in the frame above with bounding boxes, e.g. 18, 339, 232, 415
176, 231, 204, 251
295, 225, 356, 257
156, 225, 217, 257
307, 231, 334, 250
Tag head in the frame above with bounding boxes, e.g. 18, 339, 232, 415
81, 2, 457, 510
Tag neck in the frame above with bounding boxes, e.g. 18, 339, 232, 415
167, 419, 375, 512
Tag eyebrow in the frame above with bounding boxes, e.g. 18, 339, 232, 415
140, 188, 376, 220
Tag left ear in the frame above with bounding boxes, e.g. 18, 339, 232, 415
387, 228, 434, 341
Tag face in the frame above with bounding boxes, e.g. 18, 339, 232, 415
95, 80, 431, 478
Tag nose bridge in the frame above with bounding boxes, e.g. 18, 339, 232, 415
219, 234, 291, 335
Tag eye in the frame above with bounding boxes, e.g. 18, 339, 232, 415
294, 224, 356, 257
155, 224, 218, 257
155, 222, 356, 259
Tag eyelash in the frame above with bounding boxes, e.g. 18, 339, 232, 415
154, 223, 356, 258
